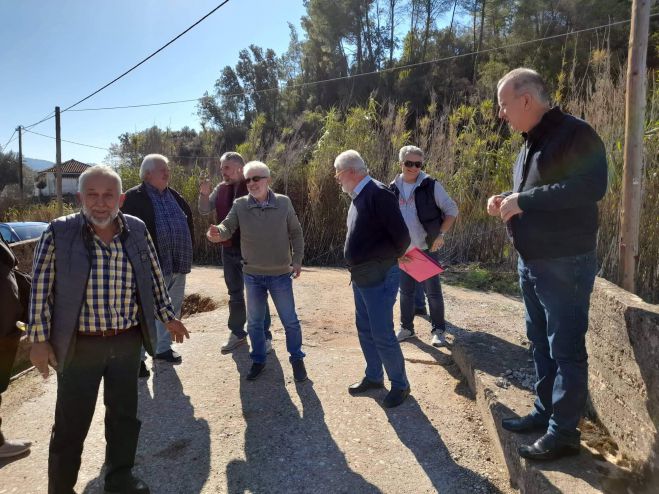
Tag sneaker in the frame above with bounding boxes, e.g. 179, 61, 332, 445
291, 359, 308, 382
0, 439, 32, 458
221, 333, 247, 354
396, 327, 415, 342
246, 363, 266, 380
265, 339, 273, 354
154, 349, 182, 363
431, 330, 447, 347
139, 361, 150, 378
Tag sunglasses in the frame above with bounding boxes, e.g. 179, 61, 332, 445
403, 160, 423, 169
245, 176, 268, 184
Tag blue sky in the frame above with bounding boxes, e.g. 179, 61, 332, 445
0, 0, 307, 165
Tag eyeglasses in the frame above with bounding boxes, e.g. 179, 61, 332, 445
403, 160, 423, 169
245, 176, 268, 184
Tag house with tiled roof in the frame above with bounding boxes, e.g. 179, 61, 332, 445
34, 159, 91, 197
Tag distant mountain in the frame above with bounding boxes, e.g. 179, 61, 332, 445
24, 157, 54, 171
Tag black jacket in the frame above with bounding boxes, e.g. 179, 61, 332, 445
507, 107, 607, 260
121, 182, 195, 260
0, 239, 24, 338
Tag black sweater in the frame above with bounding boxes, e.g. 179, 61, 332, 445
507, 107, 608, 260
344, 179, 410, 267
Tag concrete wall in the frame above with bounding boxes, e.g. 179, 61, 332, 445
588, 277, 659, 475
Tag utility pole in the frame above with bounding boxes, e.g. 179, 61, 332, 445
16, 125, 23, 200
619, 0, 651, 293
55, 106, 63, 216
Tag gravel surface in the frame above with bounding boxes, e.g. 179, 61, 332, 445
0, 266, 519, 493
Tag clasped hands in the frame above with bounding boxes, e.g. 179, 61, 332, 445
487, 193, 522, 222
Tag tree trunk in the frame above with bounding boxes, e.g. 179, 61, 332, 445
473, 0, 487, 83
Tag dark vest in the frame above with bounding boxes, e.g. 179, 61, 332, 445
390, 177, 444, 246
215, 181, 248, 248
49, 213, 157, 365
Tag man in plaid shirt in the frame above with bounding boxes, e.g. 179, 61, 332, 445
28, 165, 189, 494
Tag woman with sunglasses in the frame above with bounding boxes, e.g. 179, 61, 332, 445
389, 145, 458, 347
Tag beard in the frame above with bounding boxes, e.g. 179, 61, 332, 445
82, 205, 119, 228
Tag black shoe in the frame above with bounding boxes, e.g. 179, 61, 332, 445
154, 349, 182, 363
414, 307, 428, 316
104, 475, 150, 494
502, 414, 548, 433
246, 363, 266, 380
139, 361, 150, 378
383, 387, 411, 408
291, 360, 308, 382
348, 378, 385, 395
518, 433, 580, 460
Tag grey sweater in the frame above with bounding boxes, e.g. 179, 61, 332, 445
217, 190, 304, 276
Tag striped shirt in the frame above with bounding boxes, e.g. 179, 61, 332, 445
27, 214, 176, 342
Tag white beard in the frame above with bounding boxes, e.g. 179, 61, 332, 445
82, 205, 119, 228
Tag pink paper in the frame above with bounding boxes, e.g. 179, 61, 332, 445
399, 247, 444, 282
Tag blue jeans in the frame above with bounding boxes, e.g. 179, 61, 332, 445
141, 272, 186, 359
400, 250, 446, 332
222, 247, 271, 340
244, 272, 305, 364
352, 265, 409, 390
518, 251, 597, 441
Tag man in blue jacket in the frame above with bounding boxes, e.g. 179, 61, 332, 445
334, 150, 412, 408
488, 68, 607, 460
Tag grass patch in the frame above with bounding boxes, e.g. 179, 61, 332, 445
442, 263, 519, 296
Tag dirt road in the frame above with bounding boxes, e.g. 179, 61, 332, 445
0, 266, 524, 493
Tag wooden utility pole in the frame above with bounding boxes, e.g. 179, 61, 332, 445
16, 125, 23, 200
619, 0, 651, 293
55, 106, 63, 216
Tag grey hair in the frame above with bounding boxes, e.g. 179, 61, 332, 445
219, 151, 245, 166
399, 145, 424, 162
334, 150, 368, 174
243, 161, 271, 178
497, 68, 550, 105
78, 165, 123, 194
139, 153, 169, 180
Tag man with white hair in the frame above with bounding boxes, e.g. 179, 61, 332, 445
488, 68, 607, 460
199, 152, 273, 354
206, 161, 306, 382
122, 154, 194, 376
334, 150, 412, 408
390, 145, 458, 347
28, 165, 189, 493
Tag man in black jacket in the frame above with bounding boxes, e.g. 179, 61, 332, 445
334, 149, 412, 408
0, 238, 31, 458
122, 154, 194, 376
488, 68, 607, 460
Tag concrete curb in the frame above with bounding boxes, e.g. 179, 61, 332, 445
449, 327, 634, 494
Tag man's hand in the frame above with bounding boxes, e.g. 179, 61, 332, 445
291, 263, 302, 279
199, 177, 211, 197
398, 254, 413, 264
500, 193, 523, 222
430, 235, 445, 252
30, 341, 57, 379
206, 225, 222, 243
487, 195, 504, 216
165, 319, 190, 344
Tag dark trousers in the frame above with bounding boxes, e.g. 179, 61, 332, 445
399, 250, 446, 333
0, 333, 21, 446
222, 246, 271, 340
49, 328, 142, 494
518, 251, 597, 441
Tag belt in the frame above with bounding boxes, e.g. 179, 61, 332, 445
77, 325, 139, 338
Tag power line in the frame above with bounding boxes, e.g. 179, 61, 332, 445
54, 14, 656, 114
23, 128, 110, 151
1, 129, 17, 152
60, 0, 232, 114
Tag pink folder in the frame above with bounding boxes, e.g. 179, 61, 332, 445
399, 247, 444, 282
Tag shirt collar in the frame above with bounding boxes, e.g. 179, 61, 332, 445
247, 189, 277, 209
350, 175, 372, 200
523, 106, 565, 143
144, 181, 168, 196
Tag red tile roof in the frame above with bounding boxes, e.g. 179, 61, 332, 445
40, 159, 91, 175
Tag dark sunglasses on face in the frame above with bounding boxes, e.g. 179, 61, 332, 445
245, 176, 268, 184
403, 160, 423, 169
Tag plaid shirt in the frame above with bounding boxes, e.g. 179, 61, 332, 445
27, 214, 176, 342
145, 183, 193, 276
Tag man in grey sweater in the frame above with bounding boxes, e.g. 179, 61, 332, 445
206, 161, 307, 382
